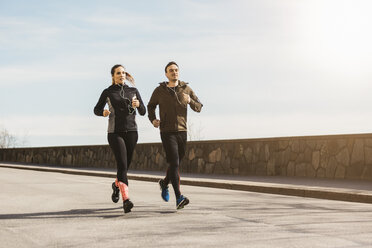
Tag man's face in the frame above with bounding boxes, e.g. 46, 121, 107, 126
165, 64, 179, 82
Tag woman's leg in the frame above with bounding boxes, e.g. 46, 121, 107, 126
123, 131, 138, 171
108, 133, 129, 186
108, 133, 133, 213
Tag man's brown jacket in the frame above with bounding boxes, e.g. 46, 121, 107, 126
147, 81, 203, 132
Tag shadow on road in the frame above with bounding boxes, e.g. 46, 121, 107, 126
0, 206, 178, 220
0, 207, 123, 220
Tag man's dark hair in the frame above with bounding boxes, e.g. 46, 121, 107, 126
165, 61, 178, 73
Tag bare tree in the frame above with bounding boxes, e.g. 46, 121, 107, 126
0, 127, 18, 148
187, 120, 204, 141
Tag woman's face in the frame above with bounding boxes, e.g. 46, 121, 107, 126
113, 66, 126, 85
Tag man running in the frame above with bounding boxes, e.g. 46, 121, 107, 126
147, 61, 203, 210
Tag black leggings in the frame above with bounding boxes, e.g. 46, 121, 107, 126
108, 131, 138, 186
160, 131, 187, 199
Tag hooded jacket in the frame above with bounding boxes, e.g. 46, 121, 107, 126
94, 84, 146, 133
147, 81, 203, 132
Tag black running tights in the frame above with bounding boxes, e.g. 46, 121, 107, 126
108, 131, 138, 186
160, 131, 187, 199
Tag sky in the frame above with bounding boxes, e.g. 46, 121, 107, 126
1, 0, 372, 147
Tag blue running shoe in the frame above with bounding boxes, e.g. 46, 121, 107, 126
158, 179, 169, 202
176, 195, 189, 210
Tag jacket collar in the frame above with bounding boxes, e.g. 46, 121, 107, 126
110, 83, 129, 89
159, 81, 188, 88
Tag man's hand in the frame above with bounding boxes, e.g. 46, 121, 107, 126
152, 119, 160, 128
103, 109, 111, 117
180, 93, 191, 104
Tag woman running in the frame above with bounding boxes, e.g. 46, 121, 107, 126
94, 64, 146, 213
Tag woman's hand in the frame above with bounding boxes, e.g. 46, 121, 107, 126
132, 96, 140, 108
103, 109, 111, 117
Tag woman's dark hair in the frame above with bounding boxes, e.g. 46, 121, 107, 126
165, 61, 178, 73
111, 64, 135, 85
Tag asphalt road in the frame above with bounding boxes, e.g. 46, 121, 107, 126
1, 167, 372, 248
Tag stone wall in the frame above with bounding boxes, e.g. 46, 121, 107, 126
1, 133, 372, 180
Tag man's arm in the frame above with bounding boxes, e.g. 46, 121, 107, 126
188, 87, 203, 112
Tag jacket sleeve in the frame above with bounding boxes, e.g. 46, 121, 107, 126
188, 87, 203, 113
135, 89, 146, 116
94, 90, 107, 116
147, 87, 159, 123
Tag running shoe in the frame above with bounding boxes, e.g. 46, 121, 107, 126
158, 179, 169, 202
111, 182, 120, 203
176, 195, 189, 209
123, 199, 134, 213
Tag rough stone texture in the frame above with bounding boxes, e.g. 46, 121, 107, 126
278, 140, 289, 150
336, 148, 350, 167
312, 151, 320, 170
195, 148, 203, 158
362, 166, 372, 180
188, 148, 195, 161
1, 133, 372, 180
365, 146, 372, 166
326, 157, 338, 178
287, 161, 295, 176
317, 168, 326, 178
365, 138, 372, 147
335, 165, 346, 179
306, 163, 316, 177
267, 158, 275, 176
351, 139, 364, 166
296, 163, 307, 177
243, 147, 253, 163
205, 163, 214, 174
208, 148, 222, 163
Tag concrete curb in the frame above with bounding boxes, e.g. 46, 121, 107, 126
1, 163, 372, 204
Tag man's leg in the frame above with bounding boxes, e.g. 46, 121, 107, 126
177, 131, 188, 163
175, 131, 189, 209
160, 132, 181, 199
